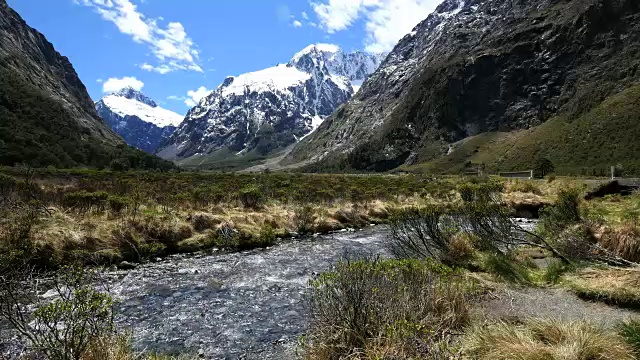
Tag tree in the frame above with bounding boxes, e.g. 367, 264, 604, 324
534, 156, 555, 178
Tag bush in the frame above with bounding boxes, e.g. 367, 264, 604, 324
540, 188, 582, 233
458, 181, 503, 203
464, 319, 634, 360
479, 253, 533, 284
238, 185, 264, 209
306, 258, 470, 359
510, 180, 542, 195
293, 205, 317, 235
542, 259, 575, 284
0, 266, 119, 360
444, 232, 476, 266
388, 205, 456, 260
107, 195, 130, 214
63, 191, 109, 213
189, 213, 220, 232
256, 224, 277, 246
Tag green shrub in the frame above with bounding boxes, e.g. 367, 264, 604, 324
0, 266, 118, 360
107, 195, 130, 214
63, 191, 109, 212
238, 185, 264, 209
480, 253, 533, 284
510, 180, 542, 195
540, 188, 582, 232
542, 259, 575, 284
256, 224, 277, 246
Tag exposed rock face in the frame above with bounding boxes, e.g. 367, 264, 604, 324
96, 88, 183, 153
157, 44, 384, 162
288, 0, 640, 171
0, 0, 120, 145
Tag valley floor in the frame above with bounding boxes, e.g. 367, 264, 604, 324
2, 169, 640, 359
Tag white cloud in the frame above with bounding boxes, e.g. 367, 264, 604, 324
293, 20, 303, 27
140, 63, 172, 74
96, 78, 104, 83
301, 11, 309, 20
167, 87, 212, 107
185, 86, 211, 107
77, 0, 202, 74
102, 76, 144, 93
311, 0, 441, 53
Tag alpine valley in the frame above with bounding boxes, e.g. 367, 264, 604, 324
155, 44, 385, 170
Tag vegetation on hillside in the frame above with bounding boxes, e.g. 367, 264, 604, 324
405, 85, 640, 176
0, 62, 176, 171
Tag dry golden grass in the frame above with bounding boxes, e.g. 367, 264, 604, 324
565, 267, 640, 307
464, 318, 635, 360
18, 196, 422, 267
596, 225, 640, 262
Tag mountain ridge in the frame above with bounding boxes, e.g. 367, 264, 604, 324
156, 44, 385, 168
287, 0, 640, 174
95, 87, 184, 154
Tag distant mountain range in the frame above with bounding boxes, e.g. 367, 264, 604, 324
155, 44, 385, 168
95, 87, 183, 153
4, 0, 639, 175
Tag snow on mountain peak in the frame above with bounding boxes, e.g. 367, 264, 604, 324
112, 87, 158, 107
156, 44, 385, 162
219, 64, 312, 97
99, 92, 183, 128
291, 43, 341, 62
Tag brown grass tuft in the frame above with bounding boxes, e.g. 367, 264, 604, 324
597, 225, 640, 262
464, 318, 635, 360
565, 267, 640, 308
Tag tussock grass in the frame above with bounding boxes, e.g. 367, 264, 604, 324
596, 225, 640, 262
565, 267, 640, 308
619, 319, 640, 357
464, 319, 635, 360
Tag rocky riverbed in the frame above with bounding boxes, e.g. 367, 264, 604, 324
107, 226, 391, 359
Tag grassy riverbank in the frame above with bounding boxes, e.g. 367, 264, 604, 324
3, 168, 640, 359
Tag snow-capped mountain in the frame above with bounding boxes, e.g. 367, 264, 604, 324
96, 87, 183, 153
156, 44, 384, 162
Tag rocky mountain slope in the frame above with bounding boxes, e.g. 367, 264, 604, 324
0, 0, 175, 170
96, 87, 183, 153
156, 44, 384, 166
288, 0, 640, 174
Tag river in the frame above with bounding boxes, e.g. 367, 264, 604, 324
108, 226, 390, 359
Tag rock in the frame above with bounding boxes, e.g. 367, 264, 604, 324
117, 261, 137, 270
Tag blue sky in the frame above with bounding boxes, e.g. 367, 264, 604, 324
7, 0, 441, 115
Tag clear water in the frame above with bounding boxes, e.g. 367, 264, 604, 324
108, 227, 390, 359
